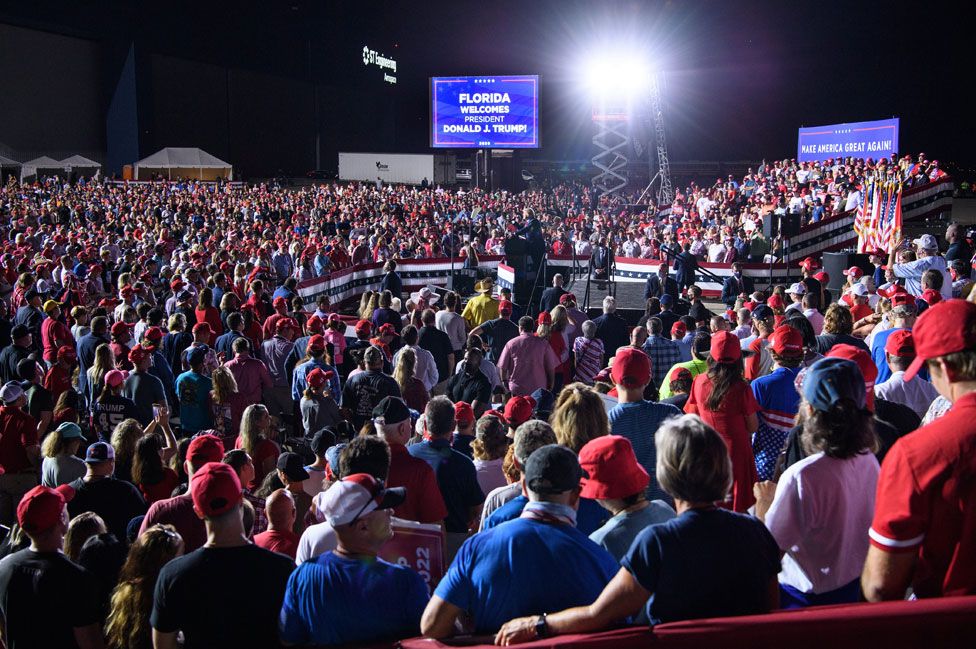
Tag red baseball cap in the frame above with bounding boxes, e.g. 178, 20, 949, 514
670, 366, 692, 383
111, 321, 133, 337
767, 294, 785, 310
769, 325, 804, 356
307, 367, 334, 389
559, 293, 576, 305
890, 293, 915, 309
921, 288, 942, 305
885, 329, 915, 357
826, 344, 877, 411
579, 435, 649, 500
877, 284, 908, 299
454, 401, 475, 425
355, 320, 372, 335
192, 322, 213, 335
17, 484, 75, 535
709, 331, 741, 363
671, 321, 687, 337
813, 271, 830, 283
275, 317, 298, 333
537, 311, 552, 326
308, 334, 326, 353
843, 266, 864, 279
499, 300, 513, 315
379, 323, 397, 336
504, 395, 536, 428
143, 326, 164, 348
611, 348, 651, 387
129, 345, 151, 364
190, 462, 242, 518
905, 299, 976, 381
273, 296, 287, 308
306, 315, 324, 333
187, 434, 225, 467
799, 256, 820, 271
57, 345, 77, 361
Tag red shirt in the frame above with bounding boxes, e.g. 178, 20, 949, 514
41, 317, 73, 362
387, 444, 448, 524
44, 364, 73, 403
0, 406, 38, 473
235, 436, 280, 490
139, 493, 207, 552
870, 391, 976, 597
139, 467, 180, 504
194, 306, 224, 339
253, 529, 299, 559
685, 373, 760, 512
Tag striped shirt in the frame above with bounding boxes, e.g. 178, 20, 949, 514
572, 336, 605, 385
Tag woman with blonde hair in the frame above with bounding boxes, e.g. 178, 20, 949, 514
549, 305, 571, 390
86, 342, 116, 405
111, 418, 144, 485
358, 290, 374, 320
105, 525, 184, 649
550, 382, 610, 453
393, 347, 429, 412
210, 365, 245, 439
235, 403, 279, 490
41, 421, 87, 487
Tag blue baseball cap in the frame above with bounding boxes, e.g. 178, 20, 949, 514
56, 422, 84, 440
73, 263, 89, 278
660, 294, 674, 306
802, 357, 866, 412
85, 442, 115, 464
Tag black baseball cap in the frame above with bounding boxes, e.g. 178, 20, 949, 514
371, 396, 410, 425
311, 428, 338, 457
276, 452, 310, 482
525, 444, 585, 495
11, 324, 30, 340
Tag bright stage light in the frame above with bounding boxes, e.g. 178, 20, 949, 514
583, 55, 650, 98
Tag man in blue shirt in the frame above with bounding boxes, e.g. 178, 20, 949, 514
870, 297, 917, 385
607, 348, 682, 503
421, 444, 619, 638
279, 473, 428, 646
174, 345, 214, 435
409, 396, 484, 560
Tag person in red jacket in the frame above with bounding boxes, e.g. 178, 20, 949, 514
0, 381, 40, 525
44, 346, 77, 404
40, 300, 74, 368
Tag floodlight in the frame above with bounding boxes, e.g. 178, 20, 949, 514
583, 55, 649, 98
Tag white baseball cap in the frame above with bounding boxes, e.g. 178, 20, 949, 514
318, 474, 405, 527
788, 282, 807, 295
851, 283, 869, 297
912, 234, 939, 251
0, 381, 25, 404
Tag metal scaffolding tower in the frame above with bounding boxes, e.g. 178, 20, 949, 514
590, 114, 630, 198
649, 73, 673, 206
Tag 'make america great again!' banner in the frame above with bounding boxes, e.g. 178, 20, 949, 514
797, 118, 899, 163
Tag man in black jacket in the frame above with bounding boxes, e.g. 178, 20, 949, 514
380, 260, 403, 300
539, 274, 567, 314
720, 262, 755, 308
644, 264, 679, 303
592, 296, 629, 364
673, 243, 699, 290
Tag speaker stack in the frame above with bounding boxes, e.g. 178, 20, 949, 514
822, 252, 871, 293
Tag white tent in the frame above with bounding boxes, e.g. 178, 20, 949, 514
134, 147, 233, 180
0, 154, 21, 169
20, 156, 63, 181
60, 155, 102, 173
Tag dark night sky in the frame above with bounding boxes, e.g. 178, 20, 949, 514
1, 0, 973, 168
392, 0, 974, 165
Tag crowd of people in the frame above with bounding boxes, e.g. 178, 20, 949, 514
0, 158, 973, 648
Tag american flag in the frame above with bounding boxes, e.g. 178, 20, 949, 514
857, 173, 902, 253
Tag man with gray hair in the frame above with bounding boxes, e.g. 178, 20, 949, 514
592, 296, 628, 365
479, 419, 557, 527
409, 396, 484, 559
572, 320, 605, 385
886, 233, 950, 299
421, 444, 619, 638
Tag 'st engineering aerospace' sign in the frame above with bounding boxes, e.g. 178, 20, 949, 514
362, 45, 397, 84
